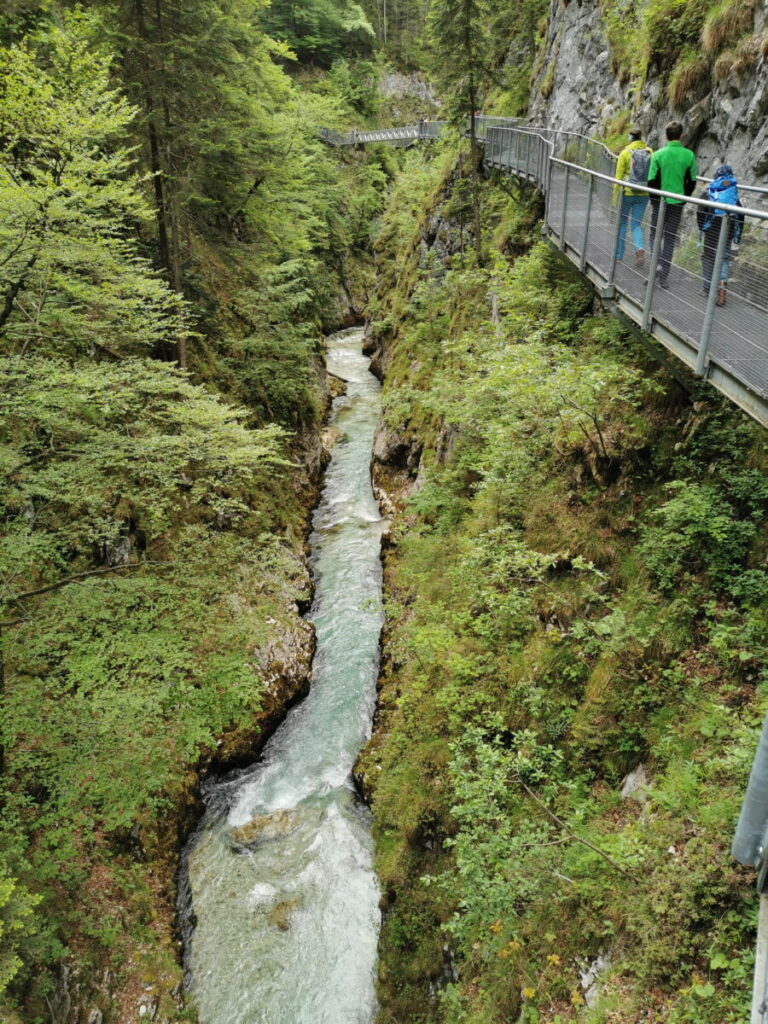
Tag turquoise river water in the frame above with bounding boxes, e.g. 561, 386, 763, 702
182, 329, 385, 1024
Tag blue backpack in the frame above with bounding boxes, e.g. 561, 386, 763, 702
701, 175, 739, 231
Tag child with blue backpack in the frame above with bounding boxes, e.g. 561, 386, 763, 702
696, 164, 744, 307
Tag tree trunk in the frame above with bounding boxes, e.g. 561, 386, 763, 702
463, 0, 482, 256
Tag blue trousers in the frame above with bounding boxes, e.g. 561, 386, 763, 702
617, 194, 650, 260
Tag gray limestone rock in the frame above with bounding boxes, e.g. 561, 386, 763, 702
620, 763, 650, 803
528, 0, 768, 185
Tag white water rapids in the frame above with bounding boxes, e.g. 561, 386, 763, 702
183, 329, 385, 1024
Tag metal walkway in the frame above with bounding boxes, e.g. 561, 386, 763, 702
324, 117, 768, 429
319, 123, 445, 146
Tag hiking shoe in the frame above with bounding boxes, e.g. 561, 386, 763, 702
716, 286, 727, 306
635, 248, 645, 267
658, 276, 669, 289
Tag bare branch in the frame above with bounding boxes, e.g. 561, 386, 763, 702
1, 561, 171, 606
517, 776, 632, 879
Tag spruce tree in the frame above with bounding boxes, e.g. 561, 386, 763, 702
427, 0, 490, 253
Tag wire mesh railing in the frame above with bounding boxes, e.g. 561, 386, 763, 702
485, 124, 768, 421
319, 122, 446, 146
321, 114, 768, 425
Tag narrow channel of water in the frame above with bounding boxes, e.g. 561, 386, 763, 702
182, 329, 384, 1024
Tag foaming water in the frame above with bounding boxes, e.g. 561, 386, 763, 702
182, 329, 384, 1024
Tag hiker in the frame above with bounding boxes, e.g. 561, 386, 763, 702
647, 121, 697, 289
696, 163, 744, 307
613, 126, 653, 267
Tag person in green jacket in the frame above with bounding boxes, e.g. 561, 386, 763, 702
647, 121, 697, 288
614, 127, 653, 267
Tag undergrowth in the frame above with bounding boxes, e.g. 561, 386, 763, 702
359, 150, 767, 1024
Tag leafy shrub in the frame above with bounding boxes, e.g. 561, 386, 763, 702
640, 481, 757, 590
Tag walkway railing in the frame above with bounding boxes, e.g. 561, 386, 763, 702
319, 122, 445, 146
485, 125, 768, 426
323, 116, 768, 429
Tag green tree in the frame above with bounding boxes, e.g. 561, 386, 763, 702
426, 0, 489, 252
262, 0, 374, 65
0, 14, 190, 359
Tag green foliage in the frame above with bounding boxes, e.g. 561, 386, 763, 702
600, 0, 709, 97
0, 871, 40, 997
640, 481, 760, 590
327, 58, 381, 116
0, 357, 286, 574
363, 151, 765, 1024
262, 0, 374, 65
0, 1, 396, 1010
0, 14, 191, 358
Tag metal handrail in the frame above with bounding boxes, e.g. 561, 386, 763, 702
550, 155, 768, 221
321, 114, 768, 426
485, 121, 768, 425
322, 115, 768, 196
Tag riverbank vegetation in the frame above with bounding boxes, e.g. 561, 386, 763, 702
3, 0, 766, 1018
0, 3, 395, 1019
358, 146, 768, 1023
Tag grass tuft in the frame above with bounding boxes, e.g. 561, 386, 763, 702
701, 0, 757, 54
714, 32, 762, 79
667, 51, 710, 108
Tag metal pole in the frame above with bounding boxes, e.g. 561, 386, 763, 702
544, 148, 555, 232
696, 213, 731, 376
513, 130, 520, 172
752, 895, 768, 1024
579, 174, 595, 272
642, 200, 667, 331
559, 165, 570, 250
606, 187, 626, 288
525, 132, 532, 179
537, 136, 544, 186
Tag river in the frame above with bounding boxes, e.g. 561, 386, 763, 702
181, 328, 384, 1024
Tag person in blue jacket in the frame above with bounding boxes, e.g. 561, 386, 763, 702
696, 164, 744, 307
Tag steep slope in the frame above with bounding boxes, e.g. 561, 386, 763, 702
358, 138, 768, 1024
529, 0, 768, 178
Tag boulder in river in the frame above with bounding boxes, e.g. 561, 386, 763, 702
267, 899, 301, 932
228, 808, 301, 847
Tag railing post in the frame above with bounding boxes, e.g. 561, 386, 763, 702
559, 165, 570, 249
606, 188, 625, 288
696, 212, 731, 376
579, 174, 595, 272
642, 199, 667, 331
525, 132, 532, 178
536, 137, 543, 185
544, 149, 555, 230
513, 130, 520, 172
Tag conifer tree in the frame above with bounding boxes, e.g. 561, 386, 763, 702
427, 0, 490, 253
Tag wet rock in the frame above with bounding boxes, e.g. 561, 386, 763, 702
229, 808, 301, 847
267, 899, 302, 932
379, 71, 438, 107
87, 1012, 103, 1024
322, 425, 344, 459
529, 0, 768, 184
373, 424, 411, 468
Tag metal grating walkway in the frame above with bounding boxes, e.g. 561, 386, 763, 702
323, 117, 768, 429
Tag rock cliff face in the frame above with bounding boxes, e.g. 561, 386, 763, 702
529, 0, 768, 183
